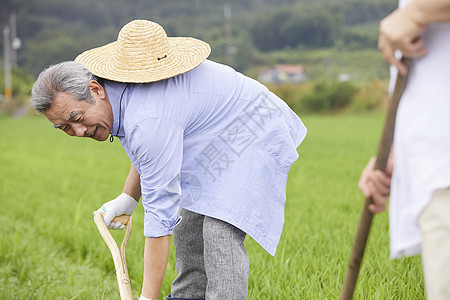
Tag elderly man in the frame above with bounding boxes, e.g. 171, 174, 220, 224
30, 20, 306, 300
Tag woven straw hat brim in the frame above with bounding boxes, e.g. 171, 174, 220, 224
76, 37, 210, 83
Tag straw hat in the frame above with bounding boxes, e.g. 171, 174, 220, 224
75, 20, 211, 83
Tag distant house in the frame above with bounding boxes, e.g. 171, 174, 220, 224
258, 64, 306, 84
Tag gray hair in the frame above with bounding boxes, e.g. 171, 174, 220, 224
30, 61, 97, 113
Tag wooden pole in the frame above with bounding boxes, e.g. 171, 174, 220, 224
93, 212, 133, 300
339, 57, 412, 300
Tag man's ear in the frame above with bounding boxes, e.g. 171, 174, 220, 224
88, 80, 107, 100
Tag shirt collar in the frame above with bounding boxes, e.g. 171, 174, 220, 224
104, 80, 130, 138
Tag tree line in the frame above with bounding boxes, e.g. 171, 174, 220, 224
0, 0, 395, 77
250, 1, 395, 52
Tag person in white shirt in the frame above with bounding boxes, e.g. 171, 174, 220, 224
358, 1, 450, 298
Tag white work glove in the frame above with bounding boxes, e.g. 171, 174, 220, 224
97, 193, 138, 230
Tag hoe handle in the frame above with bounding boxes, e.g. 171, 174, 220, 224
93, 211, 133, 300
340, 57, 412, 300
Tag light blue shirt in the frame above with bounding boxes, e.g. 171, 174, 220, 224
105, 60, 306, 256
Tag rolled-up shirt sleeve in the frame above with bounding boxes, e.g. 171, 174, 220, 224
128, 117, 183, 237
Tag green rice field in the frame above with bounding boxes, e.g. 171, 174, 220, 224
0, 113, 424, 299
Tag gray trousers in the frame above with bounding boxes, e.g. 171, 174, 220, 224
169, 208, 249, 300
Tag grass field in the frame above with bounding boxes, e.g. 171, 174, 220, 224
0, 113, 424, 299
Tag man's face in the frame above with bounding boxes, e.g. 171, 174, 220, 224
44, 81, 113, 141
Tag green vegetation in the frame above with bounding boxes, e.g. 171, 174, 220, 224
0, 1, 423, 298
267, 78, 388, 114
0, 67, 34, 101
0, 67, 35, 115
1, 0, 394, 77
0, 114, 424, 299
250, 8, 337, 51
0, 0, 395, 114
300, 80, 358, 112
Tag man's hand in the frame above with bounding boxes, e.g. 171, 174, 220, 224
97, 193, 138, 229
358, 156, 393, 214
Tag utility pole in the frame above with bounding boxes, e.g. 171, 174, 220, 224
10, 11, 21, 68
2, 11, 19, 103
3, 25, 12, 102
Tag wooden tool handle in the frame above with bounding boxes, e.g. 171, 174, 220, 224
93, 211, 133, 300
111, 214, 131, 226
339, 57, 412, 300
